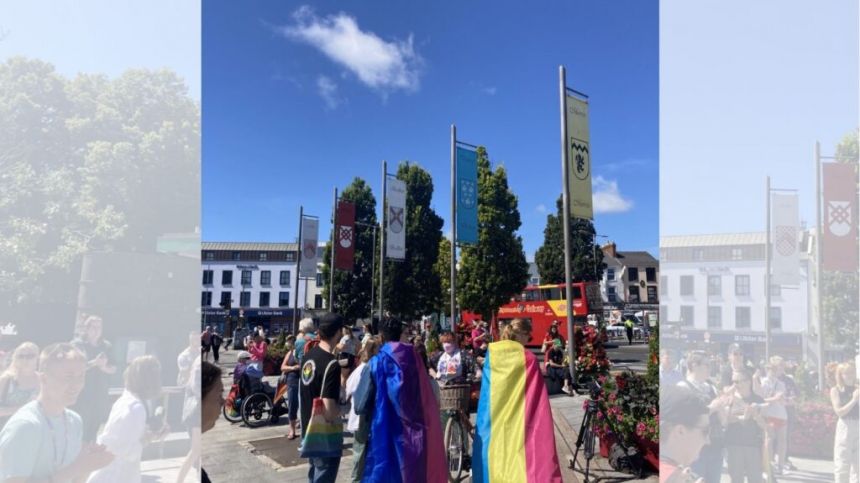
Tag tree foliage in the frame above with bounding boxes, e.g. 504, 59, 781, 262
433, 237, 453, 316
381, 162, 444, 320
535, 196, 605, 284
457, 147, 529, 320
320, 178, 379, 322
0, 57, 200, 304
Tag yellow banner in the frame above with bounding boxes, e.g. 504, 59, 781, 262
566, 94, 593, 219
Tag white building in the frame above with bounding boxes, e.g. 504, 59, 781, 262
660, 232, 809, 359
201, 242, 324, 332
600, 242, 660, 309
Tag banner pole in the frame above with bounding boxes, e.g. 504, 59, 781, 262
293, 206, 303, 335
451, 124, 458, 331
559, 65, 577, 388
765, 176, 771, 360
815, 141, 824, 391
330, 187, 338, 312
379, 160, 387, 321
370, 224, 376, 323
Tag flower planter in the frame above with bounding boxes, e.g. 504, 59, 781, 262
634, 434, 659, 471
599, 432, 617, 458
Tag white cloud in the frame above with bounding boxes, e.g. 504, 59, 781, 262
536, 204, 547, 214
279, 7, 423, 94
316, 75, 341, 109
592, 176, 633, 213
483, 86, 497, 96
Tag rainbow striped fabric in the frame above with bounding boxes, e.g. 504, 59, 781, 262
473, 340, 563, 483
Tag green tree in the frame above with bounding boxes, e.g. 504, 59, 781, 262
534, 196, 605, 284
458, 147, 529, 320
320, 178, 378, 322
381, 162, 444, 320
433, 237, 453, 317
0, 57, 199, 304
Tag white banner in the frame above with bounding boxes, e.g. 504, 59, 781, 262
771, 193, 799, 285
386, 177, 407, 259
566, 94, 593, 220
300, 217, 318, 278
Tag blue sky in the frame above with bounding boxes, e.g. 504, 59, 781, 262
203, 0, 659, 259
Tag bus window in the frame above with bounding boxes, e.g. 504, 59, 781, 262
558, 285, 583, 300
524, 289, 539, 301
572, 286, 582, 300
540, 288, 553, 300
549, 287, 562, 300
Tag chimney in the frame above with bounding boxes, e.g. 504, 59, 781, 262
602, 241, 617, 258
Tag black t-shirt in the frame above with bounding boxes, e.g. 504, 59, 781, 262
547, 348, 565, 366
724, 393, 765, 446
299, 346, 340, 438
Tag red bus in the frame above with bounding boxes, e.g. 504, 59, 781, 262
459, 282, 602, 348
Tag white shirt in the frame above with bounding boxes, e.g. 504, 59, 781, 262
0, 401, 83, 482
760, 376, 787, 420
345, 362, 366, 432
87, 391, 148, 483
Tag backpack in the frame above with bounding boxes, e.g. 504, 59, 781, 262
608, 442, 643, 477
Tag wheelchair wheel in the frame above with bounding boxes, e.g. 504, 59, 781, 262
241, 393, 274, 428
223, 399, 243, 423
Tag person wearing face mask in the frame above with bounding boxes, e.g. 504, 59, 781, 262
429, 332, 479, 387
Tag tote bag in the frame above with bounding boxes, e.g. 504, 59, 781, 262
300, 359, 343, 459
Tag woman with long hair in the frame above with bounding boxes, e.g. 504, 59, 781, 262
347, 337, 380, 482
279, 340, 300, 440
0, 342, 39, 425
831, 362, 859, 483
473, 318, 562, 482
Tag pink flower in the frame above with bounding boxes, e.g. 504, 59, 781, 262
597, 375, 607, 384
636, 422, 647, 436
617, 414, 623, 422
650, 407, 657, 415
609, 393, 617, 402
597, 411, 604, 420
582, 400, 589, 411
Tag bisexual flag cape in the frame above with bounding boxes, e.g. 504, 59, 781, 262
472, 340, 563, 483
362, 342, 447, 483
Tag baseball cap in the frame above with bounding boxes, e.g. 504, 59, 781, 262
237, 351, 251, 360
318, 312, 346, 338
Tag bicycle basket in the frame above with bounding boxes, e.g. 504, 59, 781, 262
439, 384, 472, 412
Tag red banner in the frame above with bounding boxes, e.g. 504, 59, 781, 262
334, 201, 356, 271
822, 162, 858, 271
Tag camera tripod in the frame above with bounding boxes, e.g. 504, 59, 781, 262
571, 383, 601, 483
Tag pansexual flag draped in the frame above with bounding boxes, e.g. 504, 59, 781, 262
473, 340, 562, 483
362, 342, 446, 483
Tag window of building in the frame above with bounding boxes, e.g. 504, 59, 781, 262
220, 291, 231, 307
259, 252, 268, 261
770, 284, 781, 297
647, 286, 658, 303
708, 306, 722, 328
279, 292, 290, 307
232, 251, 241, 261
259, 292, 270, 307
204, 252, 214, 261
660, 276, 667, 296
239, 291, 251, 307
529, 277, 540, 285
286, 252, 297, 262
607, 286, 617, 303
606, 268, 615, 281
260, 270, 271, 286
660, 305, 668, 321
316, 272, 324, 287
680, 275, 694, 296
222, 270, 233, 285
241, 270, 252, 285
280, 270, 290, 286
735, 306, 751, 329
769, 306, 782, 330
680, 305, 694, 326
202, 270, 213, 285
693, 248, 705, 261
731, 248, 742, 261
628, 286, 641, 303
735, 275, 750, 296
201, 292, 212, 307
646, 267, 656, 283
708, 275, 721, 297
315, 294, 324, 309
628, 268, 639, 282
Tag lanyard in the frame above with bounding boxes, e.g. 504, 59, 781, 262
38, 402, 68, 470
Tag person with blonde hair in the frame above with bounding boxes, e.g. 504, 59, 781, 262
0, 342, 40, 425
346, 337, 380, 482
88, 355, 168, 483
831, 362, 859, 483
279, 340, 301, 440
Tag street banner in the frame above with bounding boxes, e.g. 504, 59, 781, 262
299, 217, 318, 278
456, 146, 478, 244
334, 200, 356, 271
771, 192, 799, 285
386, 177, 407, 259
566, 94, 593, 220
822, 162, 859, 271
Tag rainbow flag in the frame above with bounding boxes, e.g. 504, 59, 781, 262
473, 340, 562, 483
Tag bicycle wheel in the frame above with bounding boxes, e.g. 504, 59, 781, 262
444, 414, 466, 483
241, 393, 273, 428
222, 399, 243, 423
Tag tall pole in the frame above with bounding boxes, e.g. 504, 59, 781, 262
815, 141, 824, 391
370, 224, 377, 322
379, 160, 387, 321
559, 65, 577, 387
765, 176, 772, 360
329, 187, 338, 311
293, 206, 304, 334
451, 124, 458, 330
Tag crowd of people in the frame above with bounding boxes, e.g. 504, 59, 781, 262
659, 343, 859, 483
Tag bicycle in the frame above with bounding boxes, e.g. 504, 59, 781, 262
439, 382, 475, 483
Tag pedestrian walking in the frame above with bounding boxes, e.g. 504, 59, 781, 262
760, 363, 788, 475
279, 342, 301, 440
201, 326, 213, 362
624, 317, 634, 345
830, 362, 859, 483
71, 315, 118, 443
211, 329, 223, 364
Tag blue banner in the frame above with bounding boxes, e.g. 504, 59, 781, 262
456, 146, 478, 244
